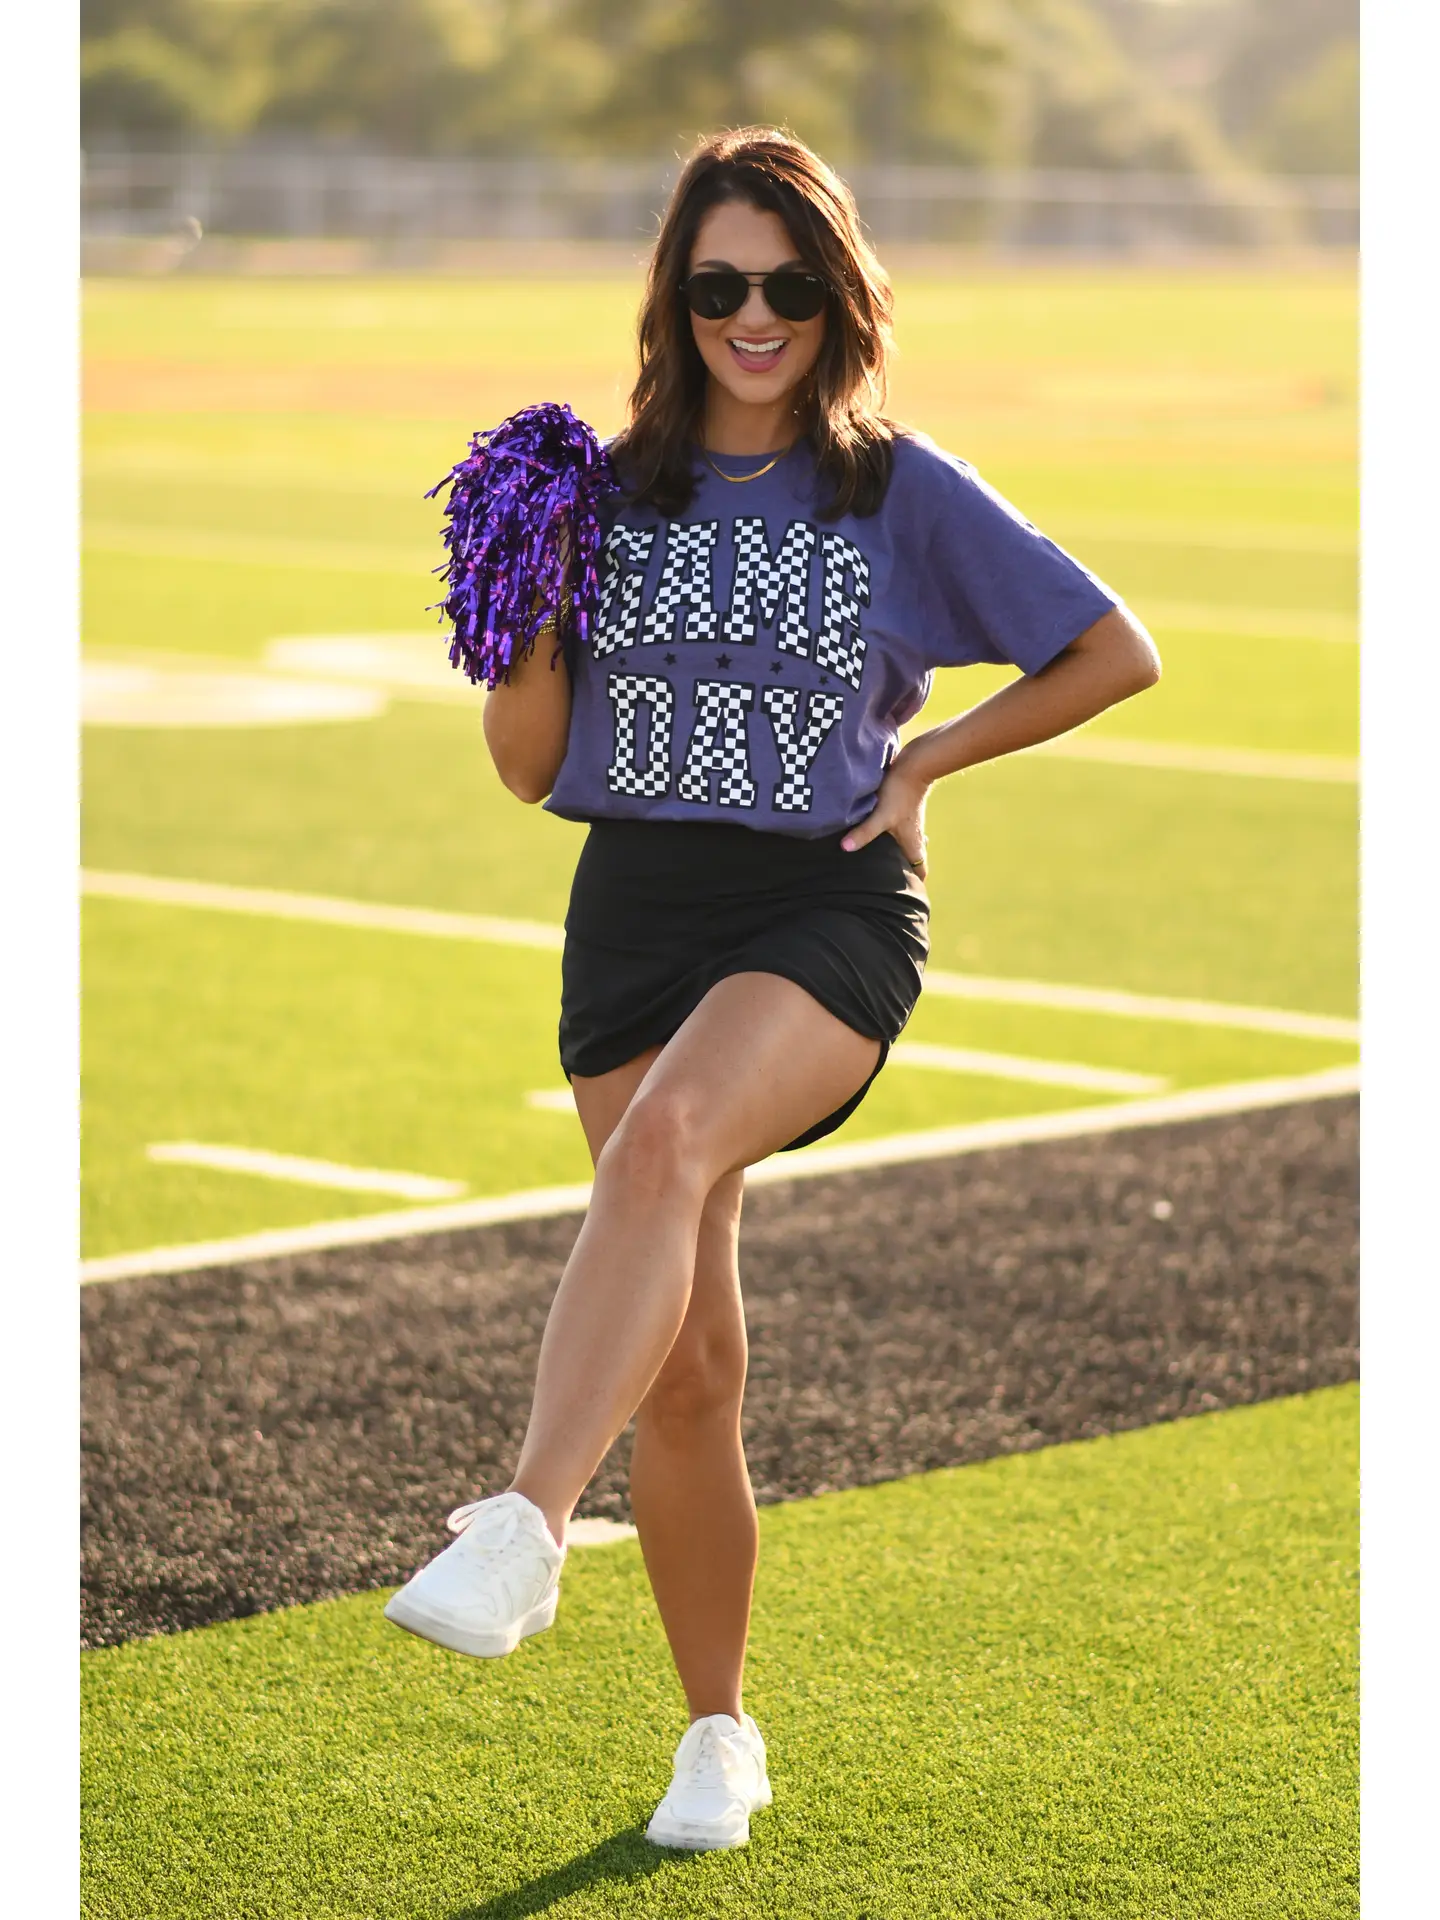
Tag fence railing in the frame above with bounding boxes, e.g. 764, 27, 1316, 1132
81, 148, 1359, 253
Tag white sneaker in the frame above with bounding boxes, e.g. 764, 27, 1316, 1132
383, 1491, 565, 1658
645, 1713, 773, 1851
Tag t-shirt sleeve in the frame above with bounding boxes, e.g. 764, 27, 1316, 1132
919, 456, 1119, 675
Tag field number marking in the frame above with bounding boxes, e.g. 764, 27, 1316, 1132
83, 870, 1357, 1043
147, 1141, 465, 1201
889, 1042, 1167, 1096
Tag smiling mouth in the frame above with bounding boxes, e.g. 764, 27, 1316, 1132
727, 338, 788, 370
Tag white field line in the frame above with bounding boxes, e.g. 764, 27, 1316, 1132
81, 1180, 598, 1285
81, 1063, 1359, 1285
527, 1089, 577, 1112
82, 869, 1359, 1043
1029, 734, 1357, 784
920, 967, 1358, 1044
84, 521, 432, 578
1132, 600, 1356, 643
81, 869, 566, 952
147, 1141, 465, 1201
888, 1042, 1167, 1096
1044, 515, 1356, 557
567, 1518, 639, 1547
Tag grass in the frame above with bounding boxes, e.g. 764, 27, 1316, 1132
80, 266, 1358, 1258
80, 1384, 1359, 1920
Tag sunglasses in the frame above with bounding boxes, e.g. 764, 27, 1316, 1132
682, 267, 830, 323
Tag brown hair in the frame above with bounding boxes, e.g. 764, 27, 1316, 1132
612, 128, 899, 521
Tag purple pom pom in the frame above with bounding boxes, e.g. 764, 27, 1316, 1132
427, 402, 620, 690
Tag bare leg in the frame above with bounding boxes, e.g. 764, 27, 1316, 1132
568, 1053, 755, 1724
509, 972, 880, 1547
629, 1174, 755, 1725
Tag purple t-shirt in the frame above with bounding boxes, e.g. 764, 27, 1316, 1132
544, 433, 1117, 839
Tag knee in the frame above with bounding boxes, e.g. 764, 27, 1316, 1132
599, 1087, 711, 1201
639, 1329, 748, 1442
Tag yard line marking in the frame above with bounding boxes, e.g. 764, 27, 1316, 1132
82, 660, 388, 729
889, 1042, 1168, 1096
81, 870, 566, 952
81, 1180, 598, 1285
1131, 600, 1356, 643
1043, 514, 1356, 557
1029, 734, 1357, 784
527, 1089, 577, 1112
920, 968, 1359, 1043
81, 1063, 1358, 1285
85, 521, 432, 577
82, 870, 1358, 1041
146, 1142, 465, 1202
567, 1519, 639, 1546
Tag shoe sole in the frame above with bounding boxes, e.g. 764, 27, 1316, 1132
382, 1585, 557, 1658
645, 1781, 772, 1852
645, 1814, 750, 1851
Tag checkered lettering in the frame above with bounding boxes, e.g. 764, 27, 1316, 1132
604, 672, 675, 796
760, 685, 845, 813
814, 532, 870, 689
641, 521, 722, 647
677, 679, 757, 808
593, 526, 657, 657
724, 517, 817, 656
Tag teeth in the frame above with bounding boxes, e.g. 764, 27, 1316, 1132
732, 339, 784, 356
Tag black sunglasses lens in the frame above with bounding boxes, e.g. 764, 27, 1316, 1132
685, 272, 748, 320
764, 271, 828, 321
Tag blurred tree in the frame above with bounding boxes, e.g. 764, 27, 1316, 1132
1004, 0, 1242, 172
1209, 0, 1356, 150
1254, 35, 1357, 175
79, 0, 1254, 177
81, 1, 608, 150
562, 0, 1014, 165
1086, 0, 1358, 175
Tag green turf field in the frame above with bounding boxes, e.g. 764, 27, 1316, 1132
81, 268, 1357, 1260
81, 1384, 1358, 1919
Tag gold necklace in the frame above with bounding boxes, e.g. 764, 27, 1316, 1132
703, 445, 790, 483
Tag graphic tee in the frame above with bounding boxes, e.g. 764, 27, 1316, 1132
544, 433, 1119, 839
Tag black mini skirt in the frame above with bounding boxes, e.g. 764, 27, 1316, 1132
559, 818, 930, 1151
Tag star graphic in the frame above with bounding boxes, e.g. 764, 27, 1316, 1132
663, 652, 677, 665
768, 661, 784, 673
819, 673, 829, 684
715, 653, 732, 669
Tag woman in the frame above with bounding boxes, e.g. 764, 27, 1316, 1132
385, 127, 1160, 1851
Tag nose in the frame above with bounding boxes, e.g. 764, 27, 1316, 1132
735, 281, 778, 328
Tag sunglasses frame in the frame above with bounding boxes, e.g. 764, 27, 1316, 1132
681, 267, 831, 324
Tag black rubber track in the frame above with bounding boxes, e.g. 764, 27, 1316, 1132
81, 1096, 1357, 1649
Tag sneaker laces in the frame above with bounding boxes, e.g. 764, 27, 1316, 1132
679, 1720, 744, 1790
446, 1497, 523, 1553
